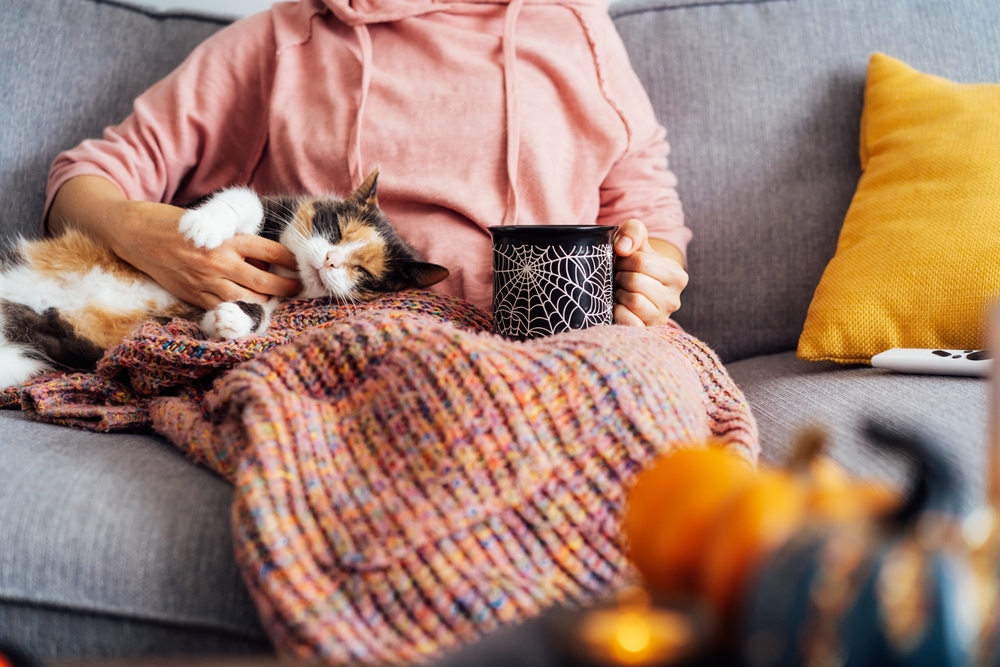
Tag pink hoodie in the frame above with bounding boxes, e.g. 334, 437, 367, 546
47, 0, 688, 311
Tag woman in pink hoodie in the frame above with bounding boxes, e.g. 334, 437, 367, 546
46, 0, 689, 324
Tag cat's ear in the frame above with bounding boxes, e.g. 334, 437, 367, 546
402, 261, 450, 289
352, 167, 380, 208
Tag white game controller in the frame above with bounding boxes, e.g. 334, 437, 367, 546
870, 348, 992, 377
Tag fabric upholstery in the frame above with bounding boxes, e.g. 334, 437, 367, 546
798, 53, 1000, 363
0, 411, 270, 659
0, 2, 257, 659
611, 0, 1000, 362
0, 603, 268, 659
726, 352, 989, 511
0, 0, 225, 240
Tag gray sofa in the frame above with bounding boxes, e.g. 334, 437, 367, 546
0, 0, 996, 662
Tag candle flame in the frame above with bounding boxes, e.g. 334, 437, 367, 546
613, 612, 653, 662
579, 600, 696, 665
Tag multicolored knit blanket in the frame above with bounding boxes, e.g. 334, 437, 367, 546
1, 292, 758, 663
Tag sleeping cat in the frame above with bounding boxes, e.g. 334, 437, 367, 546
0, 168, 449, 389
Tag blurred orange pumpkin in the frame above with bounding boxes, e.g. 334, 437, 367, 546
699, 468, 809, 623
623, 432, 900, 634
624, 445, 755, 597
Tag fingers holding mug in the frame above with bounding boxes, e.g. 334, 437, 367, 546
613, 218, 649, 257
611, 220, 687, 326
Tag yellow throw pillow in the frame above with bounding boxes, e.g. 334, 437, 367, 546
798, 53, 1000, 364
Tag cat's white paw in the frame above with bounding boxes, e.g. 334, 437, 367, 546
201, 302, 256, 340
178, 209, 231, 249
178, 188, 264, 249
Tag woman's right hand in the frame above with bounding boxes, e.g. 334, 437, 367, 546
48, 176, 301, 310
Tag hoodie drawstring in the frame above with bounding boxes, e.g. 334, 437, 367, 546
501, 0, 525, 226
344, 0, 525, 225
349, 23, 374, 187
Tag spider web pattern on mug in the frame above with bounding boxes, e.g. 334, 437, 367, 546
493, 243, 614, 338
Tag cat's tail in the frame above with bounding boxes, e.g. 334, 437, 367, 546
0, 338, 54, 390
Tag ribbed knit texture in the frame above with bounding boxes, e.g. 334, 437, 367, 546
0, 293, 490, 431
0, 292, 758, 663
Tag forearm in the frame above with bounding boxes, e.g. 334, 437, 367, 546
47, 175, 187, 261
47, 175, 188, 297
48, 175, 124, 237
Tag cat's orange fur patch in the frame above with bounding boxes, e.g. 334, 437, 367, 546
63, 305, 153, 350
341, 218, 387, 278
64, 301, 199, 352
292, 201, 315, 238
25, 229, 142, 281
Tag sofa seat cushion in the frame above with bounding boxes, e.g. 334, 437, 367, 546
0, 412, 271, 661
726, 352, 988, 510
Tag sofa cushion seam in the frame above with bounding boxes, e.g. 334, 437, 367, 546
610, 0, 793, 21
0, 592, 264, 641
88, 0, 235, 24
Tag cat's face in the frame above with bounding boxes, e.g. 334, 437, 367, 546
275, 170, 449, 301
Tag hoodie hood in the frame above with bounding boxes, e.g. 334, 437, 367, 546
318, 0, 605, 225
320, 0, 604, 27
321, 0, 447, 26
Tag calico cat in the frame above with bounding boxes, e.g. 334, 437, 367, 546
0, 168, 449, 389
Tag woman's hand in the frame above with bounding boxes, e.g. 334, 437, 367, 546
111, 200, 302, 309
48, 176, 301, 310
612, 218, 689, 327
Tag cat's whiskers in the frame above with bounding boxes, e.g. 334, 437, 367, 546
275, 215, 316, 253
319, 271, 359, 317
260, 195, 299, 220
281, 222, 311, 246
275, 221, 327, 297
342, 289, 361, 319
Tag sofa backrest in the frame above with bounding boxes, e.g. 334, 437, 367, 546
0, 0, 225, 240
612, 0, 1000, 361
3, 0, 998, 363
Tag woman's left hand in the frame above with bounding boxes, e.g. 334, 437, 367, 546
612, 218, 689, 327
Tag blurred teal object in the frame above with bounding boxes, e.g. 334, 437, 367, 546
739, 420, 978, 667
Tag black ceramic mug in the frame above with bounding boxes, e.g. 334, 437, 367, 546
490, 225, 618, 340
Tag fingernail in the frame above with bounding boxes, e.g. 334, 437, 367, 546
616, 236, 633, 253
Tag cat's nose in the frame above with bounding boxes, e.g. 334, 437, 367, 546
324, 251, 342, 269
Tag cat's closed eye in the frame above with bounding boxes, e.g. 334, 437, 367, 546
266, 169, 449, 302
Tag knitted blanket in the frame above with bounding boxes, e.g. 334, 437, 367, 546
0, 294, 492, 433
1, 292, 758, 663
